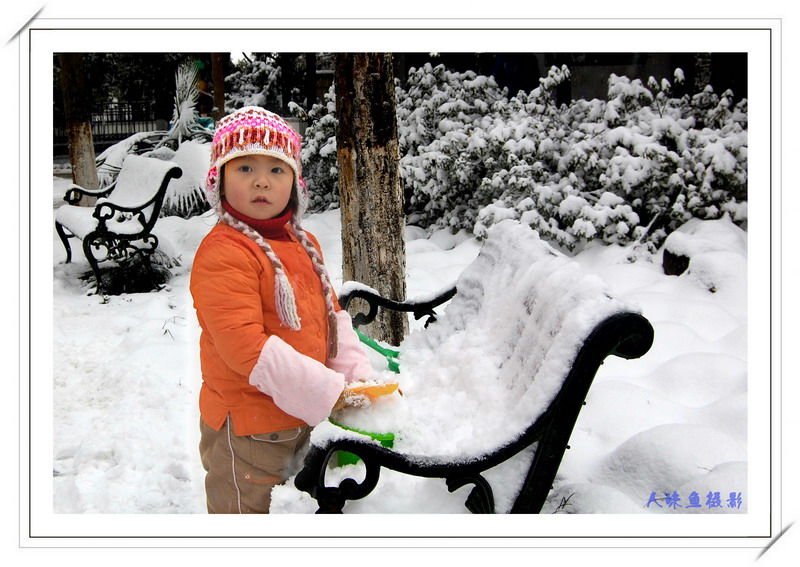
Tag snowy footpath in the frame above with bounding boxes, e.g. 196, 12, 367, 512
51, 174, 748, 515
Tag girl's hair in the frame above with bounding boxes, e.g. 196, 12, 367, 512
216, 165, 339, 359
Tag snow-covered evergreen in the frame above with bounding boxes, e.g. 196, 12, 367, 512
398, 64, 510, 230
224, 54, 282, 113
293, 84, 339, 210
297, 63, 747, 252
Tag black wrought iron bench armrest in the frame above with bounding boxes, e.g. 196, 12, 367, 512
64, 182, 116, 205
339, 284, 457, 328
93, 196, 158, 220
91, 165, 181, 230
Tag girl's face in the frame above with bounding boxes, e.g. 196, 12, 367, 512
222, 155, 294, 220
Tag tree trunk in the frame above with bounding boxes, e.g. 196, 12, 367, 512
59, 53, 98, 202
305, 53, 317, 109
278, 53, 299, 115
335, 53, 408, 346
211, 53, 227, 122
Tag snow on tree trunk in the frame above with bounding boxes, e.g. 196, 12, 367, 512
335, 53, 409, 346
59, 53, 99, 203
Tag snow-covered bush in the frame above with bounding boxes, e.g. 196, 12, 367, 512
158, 140, 211, 218
293, 84, 340, 211
156, 61, 213, 150
225, 54, 282, 113
295, 63, 748, 251
397, 63, 510, 228
475, 70, 747, 250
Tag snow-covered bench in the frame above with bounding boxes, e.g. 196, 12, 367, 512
294, 220, 654, 513
55, 154, 182, 294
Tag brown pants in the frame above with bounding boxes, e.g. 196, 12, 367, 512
199, 416, 311, 514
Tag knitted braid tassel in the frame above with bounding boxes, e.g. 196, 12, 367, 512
327, 311, 339, 360
291, 217, 339, 359
219, 210, 302, 331
272, 267, 302, 331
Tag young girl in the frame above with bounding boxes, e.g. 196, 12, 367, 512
190, 106, 375, 514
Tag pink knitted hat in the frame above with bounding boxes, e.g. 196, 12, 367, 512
205, 106, 309, 216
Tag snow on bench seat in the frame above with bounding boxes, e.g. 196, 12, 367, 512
315, 220, 640, 463
55, 155, 179, 239
55, 203, 147, 239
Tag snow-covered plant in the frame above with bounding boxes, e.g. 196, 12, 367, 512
296, 62, 747, 251
93, 62, 213, 218
473, 70, 747, 251
157, 61, 213, 149
158, 140, 211, 218
292, 83, 340, 211
397, 63, 509, 228
225, 54, 282, 113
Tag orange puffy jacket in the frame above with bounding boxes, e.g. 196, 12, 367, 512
190, 222, 346, 436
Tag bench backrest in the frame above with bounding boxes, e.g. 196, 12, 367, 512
108, 154, 180, 222
339, 220, 637, 462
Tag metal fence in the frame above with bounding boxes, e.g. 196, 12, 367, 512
54, 101, 166, 155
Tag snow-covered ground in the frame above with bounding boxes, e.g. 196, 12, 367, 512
51, 172, 750, 518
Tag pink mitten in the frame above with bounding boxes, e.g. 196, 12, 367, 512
327, 310, 374, 383
249, 335, 345, 425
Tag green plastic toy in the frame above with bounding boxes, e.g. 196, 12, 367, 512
329, 418, 395, 466
355, 328, 400, 373
330, 329, 400, 465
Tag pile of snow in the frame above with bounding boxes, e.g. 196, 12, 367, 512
662, 215, 748, 298
51, 173, 748, 515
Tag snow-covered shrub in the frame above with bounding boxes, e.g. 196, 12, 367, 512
397, 63, 509, 228
293, 84, 340, 211
156, 61, 213, 150
225, 54, 282, 113
296, 62, 747, 250
158, 140, 211, 218
472, 69, 747, 250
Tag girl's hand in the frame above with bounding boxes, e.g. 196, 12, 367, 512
332, 380, 401, 412
333, 388, 370, 411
